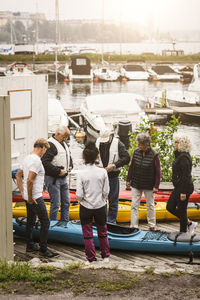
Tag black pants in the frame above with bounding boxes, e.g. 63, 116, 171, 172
166, 185, 194, 232
79, 204, 107, 226
25, 197, 50, 252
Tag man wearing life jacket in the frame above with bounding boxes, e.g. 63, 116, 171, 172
42, 125, 73, 222
96, 128, 130, 224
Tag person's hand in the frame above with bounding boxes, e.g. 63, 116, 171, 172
126, 181, 131, 188
153, 188, 158, 193
105, 164, 114, 172
59, 169, 66, 176
96, 163, 104, 168
180, 193, 186, 201
28, 197, 37, 205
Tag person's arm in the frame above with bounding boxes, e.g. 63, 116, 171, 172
42, 142, 62, 177
76, 172, 84, 201
106, 140, 130, 172
102, 171, 110, 199
153, 155, 161, 192
126, 153, 134, 188
179, 156, 192, 199
27, 171, 37, 204
16, 168, 24, 198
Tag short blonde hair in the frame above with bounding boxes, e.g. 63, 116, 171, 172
174, 135, 192, 153
34, 138, 50, 149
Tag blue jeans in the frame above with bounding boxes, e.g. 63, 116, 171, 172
107, 176, 119, 224
25, 197, 50, 252
45, 175, 70, 222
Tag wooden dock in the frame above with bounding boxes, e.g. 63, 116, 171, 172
14, 221, 200, 275
144, 106, 200, 117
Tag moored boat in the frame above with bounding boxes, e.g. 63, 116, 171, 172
13, 218, 200, 255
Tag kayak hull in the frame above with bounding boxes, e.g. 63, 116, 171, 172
13, 218, 200, 255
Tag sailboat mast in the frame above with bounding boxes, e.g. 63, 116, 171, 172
55, 0, 59, 89
101, 0, 104, 64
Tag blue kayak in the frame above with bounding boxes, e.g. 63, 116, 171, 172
13, 218, 200, 256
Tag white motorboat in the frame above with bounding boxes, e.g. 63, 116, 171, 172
148, 65, 181, 81
152, 90, 200, 107
188, 64, 200, 92
120, 64, 149, 81
80, 93, 145, 140
93, 66, 120, 81
48, 98, 69, 136
6, 62, 34, 76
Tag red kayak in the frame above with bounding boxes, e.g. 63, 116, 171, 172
12, 189, 78, 202
12, 188, 200, 203
119, 189, 200, 203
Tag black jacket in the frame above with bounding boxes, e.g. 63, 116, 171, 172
42, 140, 73, 178
99, 137, 130, 178
130, 147, 158, 189
172, 151, 193, 194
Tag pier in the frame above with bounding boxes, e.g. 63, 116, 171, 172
144, 106, 200, 118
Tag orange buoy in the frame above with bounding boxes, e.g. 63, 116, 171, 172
93, 77, 99, 82
152, 77, 158, 81
122, 77, 127, 82
64, 78, 69, 83
180, 78, 184, 82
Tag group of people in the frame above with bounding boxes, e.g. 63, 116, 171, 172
16, 124, 197, 264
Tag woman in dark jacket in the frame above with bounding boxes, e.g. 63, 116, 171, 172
166, 135, 197, 233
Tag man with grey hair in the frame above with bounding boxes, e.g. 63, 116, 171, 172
42, 125, 73, 222
126, 132, 161, 230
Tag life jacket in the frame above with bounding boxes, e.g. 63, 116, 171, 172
131, 147, 158, 189
96, 136, 121, 171
48, 136, 70, 172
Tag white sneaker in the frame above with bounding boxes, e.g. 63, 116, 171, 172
85, 258, 97, 265
188, 221, 198, 234
103, 257, 109, 263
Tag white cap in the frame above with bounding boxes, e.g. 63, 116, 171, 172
98, 128, 112, 143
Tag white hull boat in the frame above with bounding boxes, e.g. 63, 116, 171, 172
80, 93, 145, 140
121, 64, 149, 81
152, 90, 200, 107
148, 65, 181, 82
93, 67, 120, 81
48, 98, 69, 136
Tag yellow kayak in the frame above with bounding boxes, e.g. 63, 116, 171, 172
12, 201, 200, 223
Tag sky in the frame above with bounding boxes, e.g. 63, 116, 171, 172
1, 0, 200, 31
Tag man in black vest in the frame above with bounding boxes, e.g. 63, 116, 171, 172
126, 133, 161, 230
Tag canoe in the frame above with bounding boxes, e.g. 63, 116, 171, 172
12, 201, 200, 223
12, 189, 200, 203
13, 217, 200, 255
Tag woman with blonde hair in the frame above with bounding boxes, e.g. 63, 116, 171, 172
166, 135, 197, 233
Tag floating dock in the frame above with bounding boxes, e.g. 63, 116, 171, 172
144, 106, 200, 118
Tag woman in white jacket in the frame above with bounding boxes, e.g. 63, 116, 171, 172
76, 142, 110, 264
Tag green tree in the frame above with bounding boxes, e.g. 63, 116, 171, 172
121, 116, 200, 182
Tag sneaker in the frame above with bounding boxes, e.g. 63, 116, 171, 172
102, 257, 109, 263
188, 221, 198, 234
39, 249, 59, 258
149, 227, 156, 231
26, 243, 39, 252
85, 258, 97, 265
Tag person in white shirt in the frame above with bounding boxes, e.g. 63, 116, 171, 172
76, 142, 110, 264
16, 138, 58, 258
